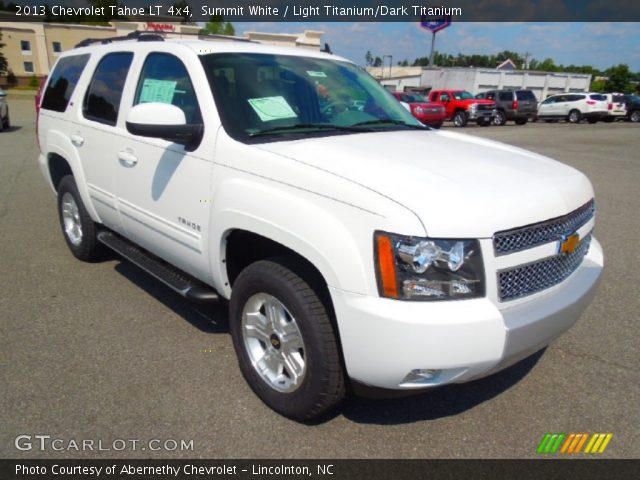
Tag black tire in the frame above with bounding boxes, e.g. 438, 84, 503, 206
493, 110, 507, 126
514, 118, 528, 126
3, 108, 9, 129
587, 118, 598, 124
630, 110, 640, 123
568, 109, 582, 123
57, 175, 104, 261
229, 259, 345, 421
429, 121, 443, 129
452, 110, 468, 127
477, 118, 491, 127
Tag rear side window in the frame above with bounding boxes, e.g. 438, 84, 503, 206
612, 95, 625, 103
134, 53, 202, 124
516, 90, 536, 101
41, 54, 90, 112
570, 95, 585, 102
589, 94, 606, 101
498, 92, 512, 101
83, 52, 134, 126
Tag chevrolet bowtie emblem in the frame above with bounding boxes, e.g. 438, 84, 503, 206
559, 233, 580, 255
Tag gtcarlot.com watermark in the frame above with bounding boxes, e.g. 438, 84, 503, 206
15, 435, 194, 452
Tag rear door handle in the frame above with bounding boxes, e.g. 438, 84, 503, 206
118, 151, 138, 167
70, 134, 84, 147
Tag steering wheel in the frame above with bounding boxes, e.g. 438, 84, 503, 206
321, 100, 351, 116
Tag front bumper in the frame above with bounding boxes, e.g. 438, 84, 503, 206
330, 237, 603, 390
468, 108, 496, 120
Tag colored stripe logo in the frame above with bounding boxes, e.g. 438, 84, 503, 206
537, 433, 613, 454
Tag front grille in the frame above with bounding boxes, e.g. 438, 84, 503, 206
494, 200, 595, 255
498, 235, 591, 301
477, 104, 494, 111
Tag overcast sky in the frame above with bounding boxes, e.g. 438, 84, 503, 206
236, 22, 640, 71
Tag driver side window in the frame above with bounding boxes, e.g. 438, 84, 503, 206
134, 53, 202, 124
440, 93, 450, 102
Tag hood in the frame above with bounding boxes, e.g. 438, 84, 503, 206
255, 130, 593, 238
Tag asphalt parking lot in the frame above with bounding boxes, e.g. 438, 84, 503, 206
1, 95, 638, 459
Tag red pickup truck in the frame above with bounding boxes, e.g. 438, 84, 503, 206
428, 89, 496, 127
391, 91, 447, 128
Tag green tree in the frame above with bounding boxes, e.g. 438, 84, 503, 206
590, 79, 606, 92
202, 16, 235, 36
365, 50, 373, 67
605, 64, 633, 92
373, 56, 382, 67
536, 58, 557, 72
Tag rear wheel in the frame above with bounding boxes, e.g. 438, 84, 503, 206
57, 175, 104, 261
452, 110, 468, 127
568, 110, 582, 123
229, 259, 345, 420
630, 110, 640, 123
493, 110, 507, 126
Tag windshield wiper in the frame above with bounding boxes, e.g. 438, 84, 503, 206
350, 118, 429, 130
248, 123, 371, 138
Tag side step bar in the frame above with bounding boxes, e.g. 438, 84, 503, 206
97, 231, 219, 303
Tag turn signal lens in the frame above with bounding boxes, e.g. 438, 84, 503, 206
376, 234, 399, 298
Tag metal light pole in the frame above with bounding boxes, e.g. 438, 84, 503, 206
383, 55, 393, 78
428, 31, 436, 67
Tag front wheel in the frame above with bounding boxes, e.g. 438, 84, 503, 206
229, 259, 345, 420
630, 110, 640, 123
453, 111, 468, 127
57, 175, 104, 261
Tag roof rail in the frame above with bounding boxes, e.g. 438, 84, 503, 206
172, 31, 257, 43
75, 31, 164, 48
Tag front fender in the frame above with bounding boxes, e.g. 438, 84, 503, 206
210, 176, 373, 298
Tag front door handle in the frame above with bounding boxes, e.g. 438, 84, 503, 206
70, 134, 84, 147
118, 151, 138, 167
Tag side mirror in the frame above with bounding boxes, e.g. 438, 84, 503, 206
126, 103, 203, 148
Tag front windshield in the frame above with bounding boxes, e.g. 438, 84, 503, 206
406, 94, 427, 103
453, 91, 474, 100
200, 53, 422, 141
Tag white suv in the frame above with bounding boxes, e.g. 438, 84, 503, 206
0, 88, 10, 131
37, 34, 603, 420
538, 92, 608, 123
602, 93, 627, 122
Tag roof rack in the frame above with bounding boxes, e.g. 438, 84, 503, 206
75, 30, 257, 49
75, 31, 164, 48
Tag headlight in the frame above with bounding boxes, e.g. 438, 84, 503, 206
414, 107, 426, 114
374, 232, 485, 301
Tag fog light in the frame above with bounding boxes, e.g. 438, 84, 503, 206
401, 368, 440, 385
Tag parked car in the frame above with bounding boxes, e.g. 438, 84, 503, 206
428, 89, 496, 127
537, 93, 608, 124
37, 33, 603, 420
622, 94, 640, 123
476, 89, 537, 126
391, 91, 446, 128
602, 93, 627, 122
0, 89, 10, 131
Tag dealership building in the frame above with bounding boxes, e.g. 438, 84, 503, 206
0, 17, 323, 86
368, 66, 593, 101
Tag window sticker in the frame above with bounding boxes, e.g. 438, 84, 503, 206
139, 79, 177, 104
247, 96, 298, 122
306, 71, 327, 78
